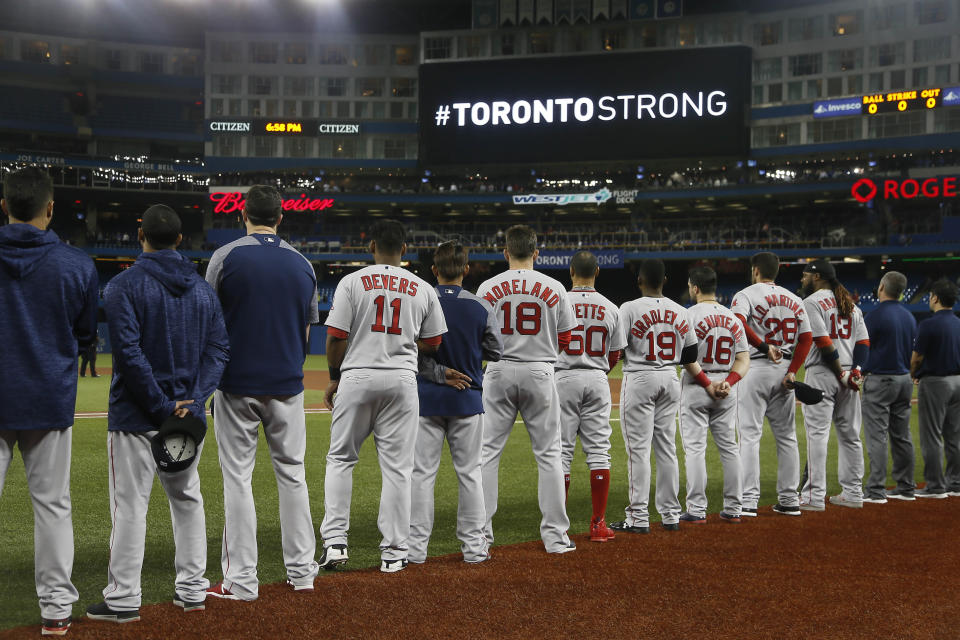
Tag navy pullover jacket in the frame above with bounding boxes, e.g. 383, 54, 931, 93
105, 250, 230, 431
864, 300, 917, 375
417, 285, 503, 416
0, 224, 98, 430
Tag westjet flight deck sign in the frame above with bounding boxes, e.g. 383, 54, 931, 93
419, 46, 751, 164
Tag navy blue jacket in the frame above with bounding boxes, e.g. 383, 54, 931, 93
105, 250, 230, 431
864, 300, 917, 375
0, 224, 98, 430
417, 285, 502, 416
914, 309, 960, 378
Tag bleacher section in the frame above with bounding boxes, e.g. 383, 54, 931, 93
89, 95, 202, 140
0, 85, 74, 133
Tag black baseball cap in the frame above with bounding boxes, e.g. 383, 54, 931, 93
803, 259, 836, 281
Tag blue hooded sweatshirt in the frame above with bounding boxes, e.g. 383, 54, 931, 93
104, 249, 230, 431
0, 223, 98, 430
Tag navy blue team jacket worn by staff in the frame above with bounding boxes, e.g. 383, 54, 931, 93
863, 300, 917, 375
914, 309, 960, 377
205, 233, 320, 396
0, 224, 98, 430
105, 250, 230, 431
418, 285, 503, 416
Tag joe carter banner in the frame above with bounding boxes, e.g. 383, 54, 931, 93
536, 250, 624, 269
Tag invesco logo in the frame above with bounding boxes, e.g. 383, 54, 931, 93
851, 177, 959, 203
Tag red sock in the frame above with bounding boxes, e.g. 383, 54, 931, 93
564, 474, 570, 502
590, 469, 610, 521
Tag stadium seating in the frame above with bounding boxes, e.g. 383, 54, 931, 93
0, 85, 75, 132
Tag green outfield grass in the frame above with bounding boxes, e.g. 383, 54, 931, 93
0, 355, 927, 629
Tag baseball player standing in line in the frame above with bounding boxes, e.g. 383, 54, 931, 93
205, 185, 321, 599
611, 259, 711, 533
0, 167, 97, 636
476, 225, 577, 553
410, 241, 502, 564
910, 279, 960, 498
799, 259, 870, 510
731, 252, 812, 517
862, 271, 917, 502
555, 251, 625, 542
679, 266, 750, 524
323, 220, 447, 572
87, 205, 229, 623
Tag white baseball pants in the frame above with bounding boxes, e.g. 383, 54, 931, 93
556, 369, 613, 474
0, 428, 78, 620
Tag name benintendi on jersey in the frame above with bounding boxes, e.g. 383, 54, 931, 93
693, 312, 745, 342
481, 277, 562, 308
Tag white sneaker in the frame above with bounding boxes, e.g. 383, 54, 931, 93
829, 494, 863, 508
862, 496, 888, 504
799, 501, 825, 511
319, 544, 348, 569
380, 558, 408, 573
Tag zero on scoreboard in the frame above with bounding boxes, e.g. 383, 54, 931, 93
862, 88, 942, 115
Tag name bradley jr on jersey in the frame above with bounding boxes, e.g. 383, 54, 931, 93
629, 308, 690, 338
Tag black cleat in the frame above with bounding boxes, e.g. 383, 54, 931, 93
661, 522, 680, 531
86, 602, 140, 624
773, 503, 801, 516
609, 520, 650, 534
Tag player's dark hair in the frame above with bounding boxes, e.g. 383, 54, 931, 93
638, 258, 666, 289
243, 184, 282, 226
434, 240, 468, 280
2, 166, 53, 221
881, 271, 908, 300
688, 266, 717, 294
505, 225, 537, 260
141, 204, 181, 249
751, 252, 779, 280
931, 278, 958, 308
371, 219, 406, 255
570, 251, 598, 279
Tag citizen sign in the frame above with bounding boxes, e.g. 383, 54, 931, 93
318, 123, 360, 134
209, 121, 251, 132
210, 192, 335, 214
851, 177, 960, 203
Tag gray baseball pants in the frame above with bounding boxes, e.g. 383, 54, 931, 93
917, 375, 960, 494
801, 366, 864, 506
862, 374, 915, 498
679, 373, 742, 517
737, 359, 800, 509
102, 430, 208, 610
620, 369, 682, 527
481, 360, 571, 553
321, 369, 419, 563
409, 414, 488, 563
556, 369, 613, 474
214, 390, 319, 598
0, 428, 78, 620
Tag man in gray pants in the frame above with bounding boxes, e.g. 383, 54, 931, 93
862, 271, 918, 502
911, 279, 960, 499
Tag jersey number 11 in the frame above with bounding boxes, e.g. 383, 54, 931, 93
371, 295, 402, 335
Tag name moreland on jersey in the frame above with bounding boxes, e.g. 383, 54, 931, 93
326, 264, 446, 373
476, 270, 576, 364
556, 289, 626, 371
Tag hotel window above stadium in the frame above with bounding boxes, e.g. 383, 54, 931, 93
250, 42, 279, 64
360, 44, 387, 66
394, 45, 416, 65
789, 53, 822, 77
250, 75, 278, 96
872, 3, 907, 29
211, 41, 241, 64
915, 0, 949, 24
284, 43, 309, 64
61, 44, 81, 66
139, 52, 164, 74
529, 32, 554, 54
601, 29, 625, 51
356, 77, 384, 97
20, 40, 51, 63
787, 15, 824, 42
319, 44, 350, 65
324, 77, 347, 97
284, 76, 314, 97
753, 57, 782, 81
424, 37, 452, 60
870, 43, 905, 67
391, 77, 416, 98
752, 21, 782, 46
172, 52, 200, 76
460, 35, 487, 58
829, 11, 862, 36
827, 48, 863, 73
913, 36, 951, 63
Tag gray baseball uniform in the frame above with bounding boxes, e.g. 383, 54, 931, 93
679, 303, 749, 517
477, 269, 576, 553
801, 290, 868, 506
731, 282, 810, 510
555, 288, 625, 475
618, 296, 697, 527
323, 264, 447, 563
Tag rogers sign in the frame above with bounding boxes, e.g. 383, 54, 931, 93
852, 177, 960, 203
209, 192, 335, 214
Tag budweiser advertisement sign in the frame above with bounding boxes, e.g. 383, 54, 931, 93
851, 177, 959, 203
209, 191, 335, 214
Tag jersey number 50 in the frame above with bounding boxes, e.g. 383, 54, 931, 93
564, 325, 608, 356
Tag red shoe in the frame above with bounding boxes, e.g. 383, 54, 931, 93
590, 518, 616, 542
207, 582, 243, 601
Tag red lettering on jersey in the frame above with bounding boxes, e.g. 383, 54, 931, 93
664, 309, 675, 325
676, 319, 690, 337
818, 296, 837, 312
398, 278, 409, 295
530, 281, 542, 298
596, 305, 605, 321
370, 274, 381, 289
539, 286, 554, 304
500, 280, 512, 296
388, 275, 398, 292
545, 294, 559, 307
361, 275, 374, 291
408, 280, 418, 296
